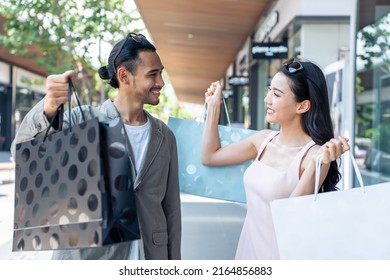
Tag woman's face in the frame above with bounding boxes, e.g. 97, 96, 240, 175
264, 72, 303, 125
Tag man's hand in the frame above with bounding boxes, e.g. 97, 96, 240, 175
44, 70, 74, 120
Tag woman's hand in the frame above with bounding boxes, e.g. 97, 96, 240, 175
317, 136, 350, 164
205, 81, 223, 107
44, 70, 74, 120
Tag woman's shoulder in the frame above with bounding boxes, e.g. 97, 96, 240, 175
300, 141, 321, 169
250, 129, 277, 148
304, 141, 321, 158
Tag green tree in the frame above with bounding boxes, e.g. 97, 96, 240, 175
357, 13, 390, 73
0, 0, 141, 104
0, 0, 191, 120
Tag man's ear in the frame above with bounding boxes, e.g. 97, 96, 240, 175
297, 100, 311, 113
117, 67, 130, 84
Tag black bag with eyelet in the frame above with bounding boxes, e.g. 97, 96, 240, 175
13, 78, 140, 251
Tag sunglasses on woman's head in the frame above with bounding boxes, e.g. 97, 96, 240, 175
284, 60, 303, 73
113, 33, 147, 73
284, 59, 323, 93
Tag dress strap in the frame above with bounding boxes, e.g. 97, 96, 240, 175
297, 140, 316, 158
256, 130, 279, 159
291, 139, 317, 169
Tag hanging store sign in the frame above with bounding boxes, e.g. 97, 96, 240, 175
228, 76, 249, 86
251, 42, 288, 59
258, 11, 279, 42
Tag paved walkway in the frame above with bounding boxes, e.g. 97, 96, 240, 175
0, 180, 246, 260
0, 151, 12, 162
181, 194, 246, 260
0, 151, 14, 185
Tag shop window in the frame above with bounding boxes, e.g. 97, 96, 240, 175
356, 5, 390, 183
15, 87, 45, 134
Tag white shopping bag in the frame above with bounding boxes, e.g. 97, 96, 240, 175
271, 154, 390, 260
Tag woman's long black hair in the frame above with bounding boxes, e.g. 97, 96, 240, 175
279, 58, 341, 192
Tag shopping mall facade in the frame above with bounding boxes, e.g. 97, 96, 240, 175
0, 0, 388, 187
219, 0, 389, 188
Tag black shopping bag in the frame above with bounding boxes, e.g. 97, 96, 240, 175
13, 79, 139, 251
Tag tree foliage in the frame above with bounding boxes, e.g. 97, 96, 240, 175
0, 0, 141, 103
0, 0, 192, 121
357, 13, 390, 73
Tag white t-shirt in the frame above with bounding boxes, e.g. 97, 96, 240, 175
124, 117, 151, 260
125, 118, 151, 172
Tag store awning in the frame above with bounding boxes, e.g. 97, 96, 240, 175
135, 0, 273, 104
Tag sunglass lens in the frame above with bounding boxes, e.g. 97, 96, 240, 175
130, 33, 146, 43
130, 34, 141, 43
287, 61, 303, 73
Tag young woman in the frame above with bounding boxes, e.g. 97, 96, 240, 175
202, 58, 350, 260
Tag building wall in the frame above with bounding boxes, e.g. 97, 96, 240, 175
300, 23, 350, 67
254, 0, 355, 43
0, 61, 10, 84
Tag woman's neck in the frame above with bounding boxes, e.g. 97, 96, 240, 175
277, 126, 312, 147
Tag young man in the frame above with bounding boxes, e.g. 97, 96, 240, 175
11, 33, 181, 260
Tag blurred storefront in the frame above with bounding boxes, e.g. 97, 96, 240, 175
0, 17, 47, 153
223, 0, 353, 130
0, 61, 46, 152
355, 0, 390, 184
0, 0, 389, 187
222, 0, 389, 187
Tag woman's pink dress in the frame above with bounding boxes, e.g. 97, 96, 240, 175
235, 131, 315, 260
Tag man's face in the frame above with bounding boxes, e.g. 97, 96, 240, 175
131, 51, 165, 106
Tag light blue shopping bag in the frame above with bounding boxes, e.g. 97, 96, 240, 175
168, 117, 256, 203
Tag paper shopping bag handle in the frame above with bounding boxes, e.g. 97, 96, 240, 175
314, 153, 365, 200
200, 97, 231, 126
43, 77, 86, 141
66, 77, 86, 129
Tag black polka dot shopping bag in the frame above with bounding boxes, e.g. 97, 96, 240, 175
13, 78, 140, 251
